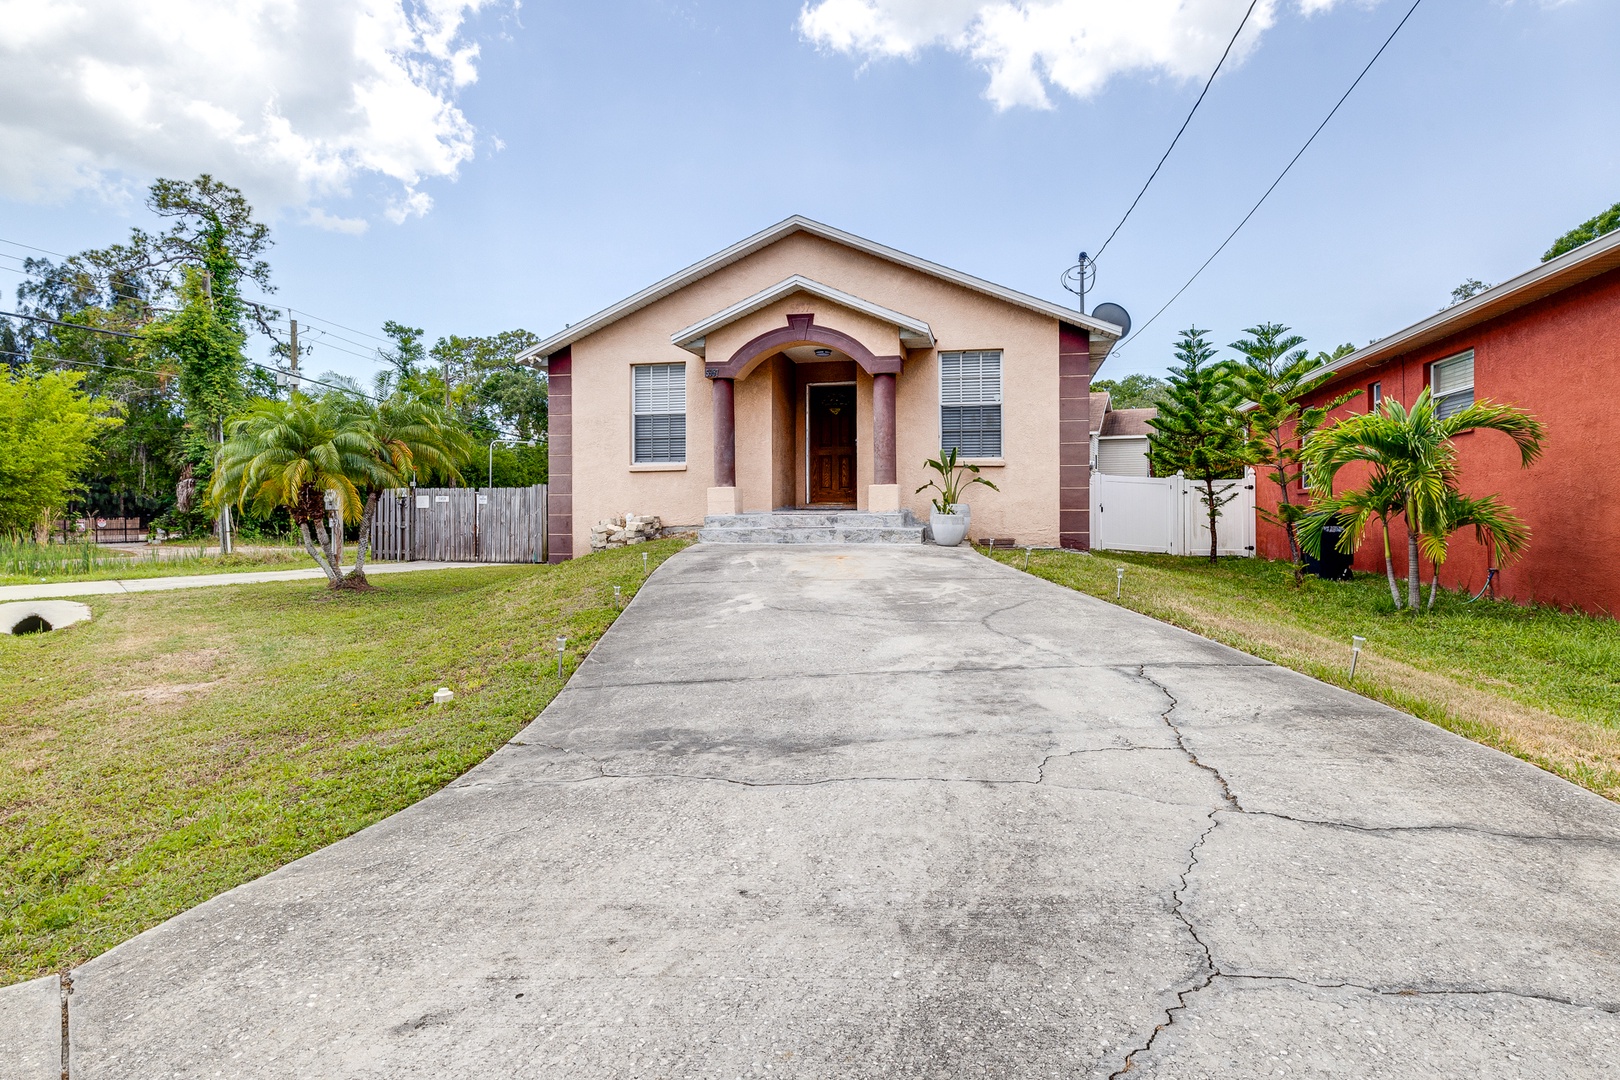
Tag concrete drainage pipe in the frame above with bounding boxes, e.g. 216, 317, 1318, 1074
1, 600, 93, 635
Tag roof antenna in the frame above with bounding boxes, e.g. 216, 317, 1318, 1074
1060, 252, 1095, 315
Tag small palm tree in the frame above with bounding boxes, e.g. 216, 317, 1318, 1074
211, 396, 388, 586
1301, 387, 1543, 611
1421, 489, 1531, 610
345, 392, 470, 583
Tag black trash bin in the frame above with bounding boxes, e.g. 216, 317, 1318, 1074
1303, 522, 1354, 581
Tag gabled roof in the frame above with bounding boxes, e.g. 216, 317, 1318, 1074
1306, 226, 1620, 387
670, 275, 935, 357
518, 215, 1124, 367
1100, 408, 1158, 438
1089, 391, 1111, 435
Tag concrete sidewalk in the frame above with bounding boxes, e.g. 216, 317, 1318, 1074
0, 560, 499, 601
9, 544, 1618, 1078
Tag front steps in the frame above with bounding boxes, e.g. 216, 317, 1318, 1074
699, 510, 926, 545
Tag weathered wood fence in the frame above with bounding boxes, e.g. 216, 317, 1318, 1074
369, 485, 548, 563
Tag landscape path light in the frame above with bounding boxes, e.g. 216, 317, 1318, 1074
1349, 635, 1366, 682
1116, 566, 1126, 600
643, 551, 649, 575
556, 636, 567, 678
613, 585, 622, 609
1024, 546, 1033, 570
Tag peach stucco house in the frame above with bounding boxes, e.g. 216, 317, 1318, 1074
520, 217, 1125, 561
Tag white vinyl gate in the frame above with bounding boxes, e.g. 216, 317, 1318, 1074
1090, 469, 1256, 557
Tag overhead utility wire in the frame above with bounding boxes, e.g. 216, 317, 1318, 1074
0, 309, 384, 402
0, 236, 70, 258
1092, 0, 1262, 264
1113, 0, 1425, 355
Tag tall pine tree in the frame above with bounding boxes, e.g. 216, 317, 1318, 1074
1147, 327, 1253, 562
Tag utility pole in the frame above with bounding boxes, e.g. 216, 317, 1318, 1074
288, 318, 299, 393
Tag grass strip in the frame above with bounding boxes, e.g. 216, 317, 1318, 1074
0, 541, 314, 585
0, 540, 689, 983
990, 548, 1620, 801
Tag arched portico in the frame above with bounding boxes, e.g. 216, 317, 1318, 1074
704, 313, 902, 514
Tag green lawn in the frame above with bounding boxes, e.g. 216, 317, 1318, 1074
0, 540, 689, 983
990, 548, 1620, 801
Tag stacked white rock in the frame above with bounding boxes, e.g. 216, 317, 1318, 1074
590, 514, 664, 551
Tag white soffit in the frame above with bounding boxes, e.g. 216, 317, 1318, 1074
670, 275, 935, 357
518, 215, 1123, 366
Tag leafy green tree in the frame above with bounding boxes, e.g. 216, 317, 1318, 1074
1301, 388, 1544, 612
1090, 373, 1169, 410
1147, 328, 1253, 563
1229, 322, 1361, 581
379, 321, 427, 382
15, 175, 277, 530
1544, 200, 1620, 262
1446, 279, 1492, 307
0, 369, 122, 539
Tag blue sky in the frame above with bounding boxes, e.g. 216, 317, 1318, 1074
1, 1, 1615, 383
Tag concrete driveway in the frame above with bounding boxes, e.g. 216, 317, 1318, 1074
14, 544, 1620, 1077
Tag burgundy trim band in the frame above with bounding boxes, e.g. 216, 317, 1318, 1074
706, 313, 902, 379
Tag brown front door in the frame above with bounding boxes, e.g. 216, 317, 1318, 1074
808, 384, 857, 505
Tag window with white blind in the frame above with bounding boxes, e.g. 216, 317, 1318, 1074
632, 363, 686, 464
940, 350, 1002, 457
1432, 350, 1474, 420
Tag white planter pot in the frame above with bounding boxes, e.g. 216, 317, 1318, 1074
930, 508, 969, 547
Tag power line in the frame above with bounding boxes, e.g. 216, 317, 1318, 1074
0, 236, 70, 258
1113, 0, 1425, 356
1093, 0, 1262, 264
1, 309, 141, 338
288, 306, 393, 345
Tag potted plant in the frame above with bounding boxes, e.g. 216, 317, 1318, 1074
916, 448, 998, 547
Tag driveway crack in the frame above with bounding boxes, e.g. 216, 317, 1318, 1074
1135, 665, 1241, 811
1110, 815, 1224, 1078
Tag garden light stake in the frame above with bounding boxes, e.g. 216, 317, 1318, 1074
1349, 636, 1366, 682
1116, 567, 1126, 600
556, 636, 567, 678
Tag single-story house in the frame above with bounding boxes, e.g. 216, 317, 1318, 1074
521, 217, 1124, 559
1258, 226, 1620, 616
1089, 393, 1157, 476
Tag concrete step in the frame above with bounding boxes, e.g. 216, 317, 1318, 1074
703, 511, 919, 530
698, 510, 925, 545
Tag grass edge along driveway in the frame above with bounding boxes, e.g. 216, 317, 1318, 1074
992, 547, 1620, 803
0, 540, 689, 985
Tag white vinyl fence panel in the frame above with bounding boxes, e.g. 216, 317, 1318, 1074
1091, 468, 1255, 557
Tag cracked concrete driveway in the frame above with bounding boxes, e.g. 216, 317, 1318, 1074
20, 544, 1620, 1078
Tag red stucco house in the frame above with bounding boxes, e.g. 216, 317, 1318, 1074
1257, 228, 1620, 617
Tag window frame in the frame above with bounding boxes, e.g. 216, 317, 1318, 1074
1431, 349, 1475, 420
937, 349, 1004, 460
630, 362, 688, 466
1368, 380, 1382, 411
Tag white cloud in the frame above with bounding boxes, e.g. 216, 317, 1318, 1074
799, 0, 1363, 110
306, 208, 371, 235
0, 0, 502, 222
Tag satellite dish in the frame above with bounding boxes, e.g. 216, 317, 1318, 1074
1091, 302, 1131, 339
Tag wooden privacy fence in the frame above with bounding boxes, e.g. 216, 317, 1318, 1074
369, 485, 548, 563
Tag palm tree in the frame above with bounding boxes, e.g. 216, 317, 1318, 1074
1422, 489, 1531, 610
345, 392, 470, 583
1298, 472, 1406, 608
1230, 324, 1360, 581
210, 395, 386, 586
1301, 387, 1543, 611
